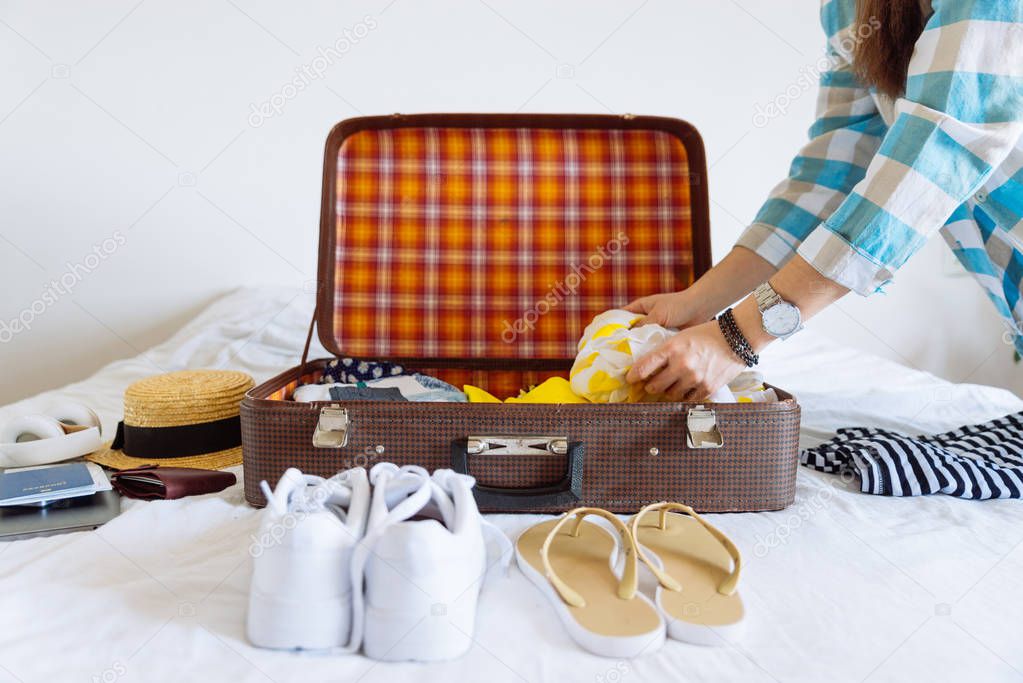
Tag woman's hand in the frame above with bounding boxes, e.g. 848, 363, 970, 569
623, 246, 780, 330
625, 320, 745, 401
623, 290, 710, 330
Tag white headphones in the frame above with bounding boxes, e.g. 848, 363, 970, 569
0, 402, 104, 468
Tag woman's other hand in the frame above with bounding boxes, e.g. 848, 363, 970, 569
623, 291, 709, 330
623, 246, 780, 330
624, 320, 745, 401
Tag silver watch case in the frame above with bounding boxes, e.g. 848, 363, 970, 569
761, 302, 802, 339
754, 283, 803, 340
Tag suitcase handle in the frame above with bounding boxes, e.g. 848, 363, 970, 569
450, 437, 584, 512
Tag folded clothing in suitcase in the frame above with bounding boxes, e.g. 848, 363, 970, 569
241, 113, 800, 513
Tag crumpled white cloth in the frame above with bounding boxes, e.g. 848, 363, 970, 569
569, 309, 762, 403
570, 310, 734, 402
570, 309, 665, 402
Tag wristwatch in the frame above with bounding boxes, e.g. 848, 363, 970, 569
754, 282, 803, 340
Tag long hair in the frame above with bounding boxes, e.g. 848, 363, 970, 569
853, 0, 926, 98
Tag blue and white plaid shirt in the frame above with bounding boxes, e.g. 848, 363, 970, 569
738, 0, 1023, 347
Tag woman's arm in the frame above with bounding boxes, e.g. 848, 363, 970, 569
625, 246, 778, 328
731, 254, 848, 352
625, 255, 847, 401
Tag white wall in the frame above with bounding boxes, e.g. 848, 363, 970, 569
1, 0, 1018, 405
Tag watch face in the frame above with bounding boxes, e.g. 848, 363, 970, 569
762, 302, 801, 337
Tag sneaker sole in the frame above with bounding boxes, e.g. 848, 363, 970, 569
362, 595, 478, 661
247, 588, 351, 651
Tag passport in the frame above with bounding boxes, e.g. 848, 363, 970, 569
0, 463, 100, 506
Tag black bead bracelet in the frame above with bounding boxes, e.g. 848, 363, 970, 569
717, 308, 759, 367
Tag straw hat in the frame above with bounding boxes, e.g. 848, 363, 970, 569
88, 369, 254, 470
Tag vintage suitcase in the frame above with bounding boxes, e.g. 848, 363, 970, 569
241, 113, 801, 513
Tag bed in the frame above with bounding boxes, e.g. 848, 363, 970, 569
2, 286, 1021, 683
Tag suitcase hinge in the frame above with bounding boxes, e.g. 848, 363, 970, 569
687, 406, 723, 449
466, 435, 568, 456
313, 405, 350, 448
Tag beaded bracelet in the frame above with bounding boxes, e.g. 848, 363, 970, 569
720, 310, 758, 366
717, 308, 759, 367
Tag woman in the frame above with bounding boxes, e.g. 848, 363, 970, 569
626, 0, 1023, 400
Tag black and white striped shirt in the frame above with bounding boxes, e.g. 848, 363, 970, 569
801, 412, 1023, 498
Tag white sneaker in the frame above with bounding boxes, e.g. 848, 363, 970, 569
348, 463, 511, 662
246, 466, 369, 650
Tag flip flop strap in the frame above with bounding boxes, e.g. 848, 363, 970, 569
540, 507, 638, 608
631, 502, 742, 596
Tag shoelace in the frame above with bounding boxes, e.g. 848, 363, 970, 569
260, 472, 352, 520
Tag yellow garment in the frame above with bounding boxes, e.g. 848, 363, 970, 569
463, 385, 502, 403
509, 378, 589, 403
464, 377, 589, 404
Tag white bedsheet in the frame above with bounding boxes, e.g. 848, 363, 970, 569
2, 287, 1022, 683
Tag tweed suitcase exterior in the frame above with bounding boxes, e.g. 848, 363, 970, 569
241, 113, 801, 513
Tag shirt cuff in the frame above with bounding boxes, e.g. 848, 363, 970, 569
735, 223, 800, 270
796, 224, 895, 295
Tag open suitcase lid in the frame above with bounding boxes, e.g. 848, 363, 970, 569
315, 113, 711, 370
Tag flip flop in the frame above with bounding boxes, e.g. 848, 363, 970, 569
515, 507, 665, 658
630, 502, 744, 645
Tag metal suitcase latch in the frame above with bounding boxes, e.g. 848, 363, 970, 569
313, 405, 350, 448
466, 435, 568, 456
687, 406, 723, 449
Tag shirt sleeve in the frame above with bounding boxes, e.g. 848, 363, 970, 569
736, 0, 885, 270
796, 0, 1023, 295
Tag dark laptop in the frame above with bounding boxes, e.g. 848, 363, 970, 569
0, 490, 121, 541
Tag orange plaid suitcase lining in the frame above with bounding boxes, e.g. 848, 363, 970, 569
329, 126, 695, 397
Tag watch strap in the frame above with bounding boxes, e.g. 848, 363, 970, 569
754, 283, 782, 313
